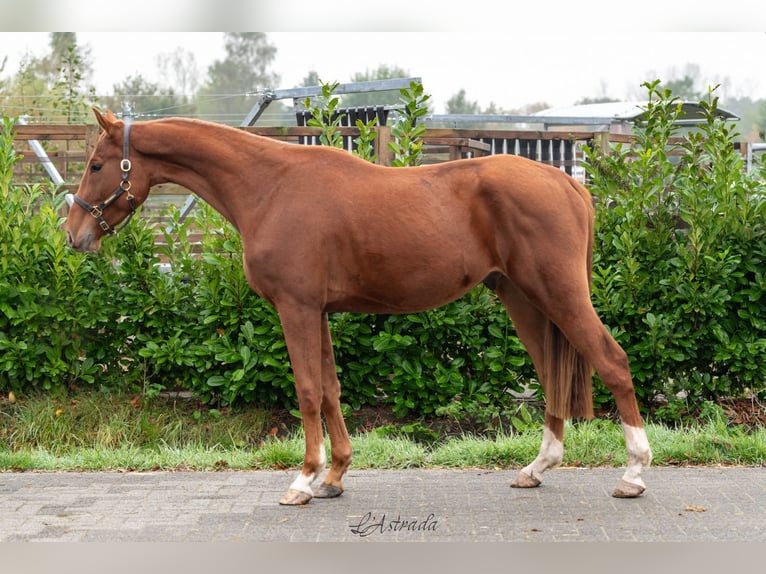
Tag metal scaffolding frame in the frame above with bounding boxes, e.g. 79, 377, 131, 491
239, 77, 421, 127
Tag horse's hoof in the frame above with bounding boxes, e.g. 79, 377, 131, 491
510, 470, 541, 488
612, 479, 646, 498
314, 482, 344, 499
279, 489, 313, 506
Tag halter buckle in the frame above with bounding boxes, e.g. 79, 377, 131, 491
120, 159, 132, 172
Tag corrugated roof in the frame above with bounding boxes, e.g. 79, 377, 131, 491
534, 101, 739, 123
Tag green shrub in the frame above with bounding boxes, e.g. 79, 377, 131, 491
388, 80, 430, 167
1, 117, 122, 394
145, 202, 531, 417
586, 81, 766, 412
4, 77, 764, 421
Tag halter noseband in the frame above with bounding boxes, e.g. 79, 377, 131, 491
71, 118, 137, 236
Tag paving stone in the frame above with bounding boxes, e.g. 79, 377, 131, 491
1, 467, 765, 541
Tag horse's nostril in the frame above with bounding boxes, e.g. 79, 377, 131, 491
66, 230, 74, 247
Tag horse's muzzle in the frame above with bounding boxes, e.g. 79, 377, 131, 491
66, 228, 100, 252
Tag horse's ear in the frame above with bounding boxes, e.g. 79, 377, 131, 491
93, 107, 118, 134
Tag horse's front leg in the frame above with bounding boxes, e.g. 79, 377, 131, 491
312, 313, 352, 499
277, 304, 326, 506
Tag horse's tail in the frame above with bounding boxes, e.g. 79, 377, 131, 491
544, 187, 595, 420
543, 321, 594, 420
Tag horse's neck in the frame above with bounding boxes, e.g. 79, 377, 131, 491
140, 119, 272, 227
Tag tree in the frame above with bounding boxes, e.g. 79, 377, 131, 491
518, 102, 552, 114
481, 102, 504, 114
0, 33, 95, 122
153, 47, 200, 116
101, 48, 203, 118
102, 75, 186, 118
446, 89, 480, 114
40, 33, 94, 90
0, 53, 48, 120
342, 64, 411, 107
575, 96, 620, 105
51, 42, 97, 123
300, 70, 321, 88
638, 64, 708, 102
156, 47, 200, 96
752, 98, 766, 140
445, 89, 532, 115
664, 75, 700, 101
719, 96, 765, 142
196, 33, 279, 124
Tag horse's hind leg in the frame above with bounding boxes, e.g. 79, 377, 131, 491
582, 324, 652, 497
511, 413, 565, 488
495, 273, 651, 497
493, 277, 567, 488
527, 285, 652, 497
313, 314, 352, 499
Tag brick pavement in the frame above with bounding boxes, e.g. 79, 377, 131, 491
1, 467, 765, 542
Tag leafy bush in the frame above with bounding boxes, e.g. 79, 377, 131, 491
1, 117, 122, 394
148, 203, 531, 417
388, 80, 430, 167
1, 106, 532, 417
586, 81, 766, 412
4, 78, 764, 421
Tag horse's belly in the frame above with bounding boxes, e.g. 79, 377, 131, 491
325, 265, 485, 314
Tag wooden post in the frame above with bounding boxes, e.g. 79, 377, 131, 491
591, 131, 610, 155
85, 125, 100, 160
375, 126, 394, 166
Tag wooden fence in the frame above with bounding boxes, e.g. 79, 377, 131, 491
4, 123, 626, 242
11, 124, 99, 189
10, 123, 602, 192
12, 123, 759, 194
11, 122, 759, 256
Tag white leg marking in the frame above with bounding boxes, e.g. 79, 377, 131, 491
289, 472, 315, 495
289, 443, 327, 495
522, 426, 564, 482
621, 423, 652, 487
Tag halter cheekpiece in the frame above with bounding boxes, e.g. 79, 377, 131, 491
71, 116, 137, 235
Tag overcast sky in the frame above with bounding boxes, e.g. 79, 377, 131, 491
2, 3, 766, 114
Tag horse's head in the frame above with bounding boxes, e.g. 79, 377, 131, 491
65, 108, 150, 252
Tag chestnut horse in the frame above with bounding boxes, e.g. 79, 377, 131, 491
66, 108, 652, 505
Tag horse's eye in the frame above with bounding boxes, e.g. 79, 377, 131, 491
90, 163, 103, 173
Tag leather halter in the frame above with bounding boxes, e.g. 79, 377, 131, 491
71, 118, 137, 235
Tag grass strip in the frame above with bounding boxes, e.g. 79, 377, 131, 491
1, 393, 764, 472
1, 421, 763, 472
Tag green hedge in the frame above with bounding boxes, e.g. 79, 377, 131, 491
587, 82, 766, 414
123, 205, 534, 417
0, 116, 529, 416
2, 81, 765, 418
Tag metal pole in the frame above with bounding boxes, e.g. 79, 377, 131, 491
15, 117, 65, 186
747, 143, 766, 172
